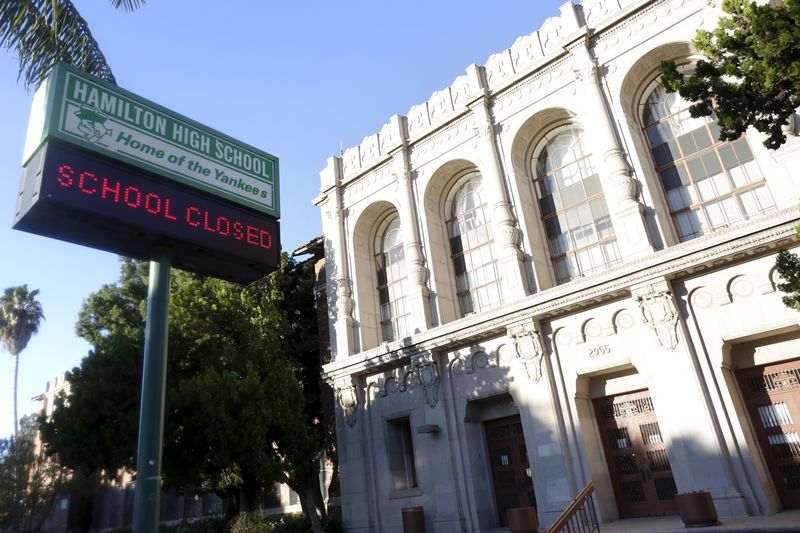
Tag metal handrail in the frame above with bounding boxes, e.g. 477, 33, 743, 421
545, 482, 600, 533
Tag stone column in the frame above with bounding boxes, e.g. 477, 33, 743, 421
630, 278, 749, 517
332, 375, 374, 532
390, 114, 432, 332
467, 65, 529, 301
506, 319, 574, 527
316, 156, 355, 360
407, 349, 464, 531
571, 42, 654, 259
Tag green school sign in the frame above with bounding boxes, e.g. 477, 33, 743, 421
23, 63, 279, 218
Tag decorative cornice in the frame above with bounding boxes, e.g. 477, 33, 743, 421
322, 210, 799, 382
632, 279, 679, 351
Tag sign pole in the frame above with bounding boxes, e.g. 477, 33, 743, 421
133, 248, 171, 533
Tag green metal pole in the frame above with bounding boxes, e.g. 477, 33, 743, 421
133, 249, 171, 533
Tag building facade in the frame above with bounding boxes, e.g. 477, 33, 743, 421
315, 0, 800, 531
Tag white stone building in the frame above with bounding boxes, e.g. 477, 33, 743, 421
314, 0, 800, 531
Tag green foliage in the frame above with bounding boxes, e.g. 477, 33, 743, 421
776, 248, 800, 310
0, 0, 148, 90
164, 516, 226, 533
1, 284, 45, 435
660, 0, 800, 149
0, 415, 67, 532
227, 513, 273, 533
40, 254, 329, 523
0, 285, 45, 357
226, 513, 342, 533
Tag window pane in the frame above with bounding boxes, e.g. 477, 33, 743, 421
533, 125, 619, 283
667, 186, 691, 211
387, 418, 417, 490
732, 137, 753, 161
583, 172, 602, 197
448, 173, 501, 315
642, 78, 773, 241
677, 131, 698, 156
693, 127, 713, 151
695, 176, 716, 202
704, 199, 727, 229
686, 155, 706, 180
375, 215, 410, 341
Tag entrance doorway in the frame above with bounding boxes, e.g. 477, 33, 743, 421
484, 415, 536, 526
736, 358, 800, 509
593, 389, 678, 517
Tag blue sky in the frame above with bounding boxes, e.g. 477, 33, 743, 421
0, 0, 566, 437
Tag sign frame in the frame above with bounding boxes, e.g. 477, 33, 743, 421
15, 140, 280, 283
23, 63, 280, 218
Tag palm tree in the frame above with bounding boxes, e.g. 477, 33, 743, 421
0, 0, 147, 90
0, 285, 45, 435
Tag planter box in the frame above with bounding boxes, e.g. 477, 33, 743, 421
676, 491, 721, 528
507, 506, 539, 533
401, 506, 426, 533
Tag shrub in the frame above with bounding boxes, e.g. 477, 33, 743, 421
226, 512, 273, 533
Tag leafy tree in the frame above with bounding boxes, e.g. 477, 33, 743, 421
1, 285, 45, 436
776, 232, 800, 310
0, 0, 147, 89
660, 0, 800, 149
40, 255, 331, 531
0, 415, 67, 533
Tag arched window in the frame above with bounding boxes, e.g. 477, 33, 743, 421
375, 214, 409, 342
641, 79, 775, 241
446, 171, 502, 316
533, 125, 621, 284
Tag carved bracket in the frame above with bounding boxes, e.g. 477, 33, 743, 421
633, 282, 679, 351
335, 379, 358, 427
412, 352, 440, 408
508, 322, 545, 382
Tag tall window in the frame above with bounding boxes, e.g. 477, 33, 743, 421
533, 125, 621, 284
387, 417, 417, 491
446, 171, 502, 316
641, 79, 775, 241
375, 214, 409, 342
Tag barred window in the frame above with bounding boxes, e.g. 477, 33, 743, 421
641, 79, 775, 241
533, 125, 621, 283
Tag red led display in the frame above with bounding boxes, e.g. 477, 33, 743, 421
14, 141, 280, 283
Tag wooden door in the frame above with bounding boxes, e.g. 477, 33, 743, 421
594, 389, 678, 517
737, 358, 800, 509
484, 415, 536, 526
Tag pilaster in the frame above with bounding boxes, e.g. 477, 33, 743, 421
571, 42, 654, 259
317, 156, 355, 360
506, 319, 574, 524
391, 114, 433, 333
468, 77, 529, 301
332, 375, 374, 532
630, 278, 749, 517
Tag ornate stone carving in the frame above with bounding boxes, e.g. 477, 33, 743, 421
410, 263, 429, 288
335, 380, 358, 427
508, 322, 545, 382
323, 217, 798, 383
334, 276, 354, 322
604, 149, 640, 204
633, 283, 679, 351
497, 219, 521, 249
412, 353, 440, 408
450, 348, 500, 376
583, 0, 621, 25
572, 55, 599, 84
